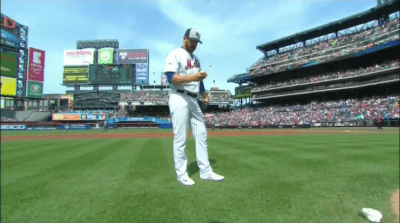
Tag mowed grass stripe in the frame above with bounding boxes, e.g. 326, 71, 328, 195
1, 140, 95, 168
4, 139, 143, 223
100, 138, 184, 223
1, 139, 126, 221
1, 139, 109, 186
0, 140, 68, 158
0, 129, 173, 137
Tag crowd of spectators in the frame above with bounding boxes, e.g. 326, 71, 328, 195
255, 73, 399, 99
203, 95, 399, 126
110, 110, 127, 119
120, 90, 233, 104
120, 90, 169, 104
126, 111, 171, 122
0, 117, 20, 122
209, 91, 232, 101
142, 91, 169, 104
253, 59, 399, 91
248, 19, 399, 76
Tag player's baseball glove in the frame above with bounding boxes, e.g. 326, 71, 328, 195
197, 99, 207, 113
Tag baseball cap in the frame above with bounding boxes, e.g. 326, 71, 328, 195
184, 28, 202, 44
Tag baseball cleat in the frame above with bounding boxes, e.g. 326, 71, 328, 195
177, 175, 195, 187
200, 172, 225, 182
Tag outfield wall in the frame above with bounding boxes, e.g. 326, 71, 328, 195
1, 119, 398, 131
210, 119, 400, 129
0, 121, 171, 131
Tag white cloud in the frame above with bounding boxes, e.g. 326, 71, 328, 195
156, 1, 313, 91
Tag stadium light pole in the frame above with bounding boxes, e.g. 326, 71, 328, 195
210, 65, 215, 87
153, 67, 155, 89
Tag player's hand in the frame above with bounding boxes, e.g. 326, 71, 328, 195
192, 71, 207, 81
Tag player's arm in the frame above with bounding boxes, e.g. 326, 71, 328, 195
200, 81, 209, 106
165, 72, 207, 85
164, 53, 206, 84
166, 73, 199, 84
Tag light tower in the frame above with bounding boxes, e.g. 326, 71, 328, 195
210, 65, 215, 87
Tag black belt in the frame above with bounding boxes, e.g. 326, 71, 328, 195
176, 90, 197, 98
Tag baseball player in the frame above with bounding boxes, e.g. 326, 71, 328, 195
103, 119, 108, 132
164, 28, 224, 187
212, 118, 216, 131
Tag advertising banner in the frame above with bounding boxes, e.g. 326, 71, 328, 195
355, 40, 399, 57
0, 76, 16, 96
1, 124, 27, 131
98, 48, 114, 64
58, 124, 90, 130
63, 49, 95, 66
88, 64, 134, 85
1, 14, 23, 40
27, 48, 45, 82
52, 114, 80, 121
29, 127, 58, 131
0, 51, 18, 77
80, 113, 107, 121
1, 29, 19, 48
135, 63, 148, 84
26, 81, 43, 98
63, 66, 89, 84
117, 49, 148, 64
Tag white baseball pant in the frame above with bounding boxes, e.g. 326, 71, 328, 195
169, 91, 212, 178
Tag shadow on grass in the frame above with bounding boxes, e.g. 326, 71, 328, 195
188, 159, 216, 177
358, 212, 368, 221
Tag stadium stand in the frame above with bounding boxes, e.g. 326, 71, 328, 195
253, 59, 399, 91
248, 19, 399, 77
120, 90, 169, 104
24, 112, 53, 122
205, 95, 399, 126
209, 91, 233, 102
223, 7, 399, 128
15, 111, 33, 121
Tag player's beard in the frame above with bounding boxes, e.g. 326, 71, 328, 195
185, 40, 196, 53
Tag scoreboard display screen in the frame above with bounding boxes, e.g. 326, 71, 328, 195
88, 64, 134, 85
63, 66, 89, 83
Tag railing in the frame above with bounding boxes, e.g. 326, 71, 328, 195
254, 76, 399, 100
252, 66, 399, 93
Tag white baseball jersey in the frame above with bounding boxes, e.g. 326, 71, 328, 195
164, 47, 212, 181
164, 47, 201, 94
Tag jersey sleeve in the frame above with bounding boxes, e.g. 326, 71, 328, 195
164, 52, 179, 74
199, 81, 205, 93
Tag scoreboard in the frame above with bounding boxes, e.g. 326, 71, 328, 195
63, 66, 89, 83
88, 64, 134, 85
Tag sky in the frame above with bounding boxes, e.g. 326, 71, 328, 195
1, 0, 378, 95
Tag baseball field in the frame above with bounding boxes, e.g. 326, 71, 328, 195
1, 128, 399, 223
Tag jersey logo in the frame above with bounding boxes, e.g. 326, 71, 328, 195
185, 58, 200, 70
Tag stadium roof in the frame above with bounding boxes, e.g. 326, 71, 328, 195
256, 0, 399, 53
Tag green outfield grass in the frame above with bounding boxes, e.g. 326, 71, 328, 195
1, 131, 399, 222
0, 128, 172, 136
1, 126, 398, 137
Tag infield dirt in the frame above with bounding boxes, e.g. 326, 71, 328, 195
391, 189, 400, 218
